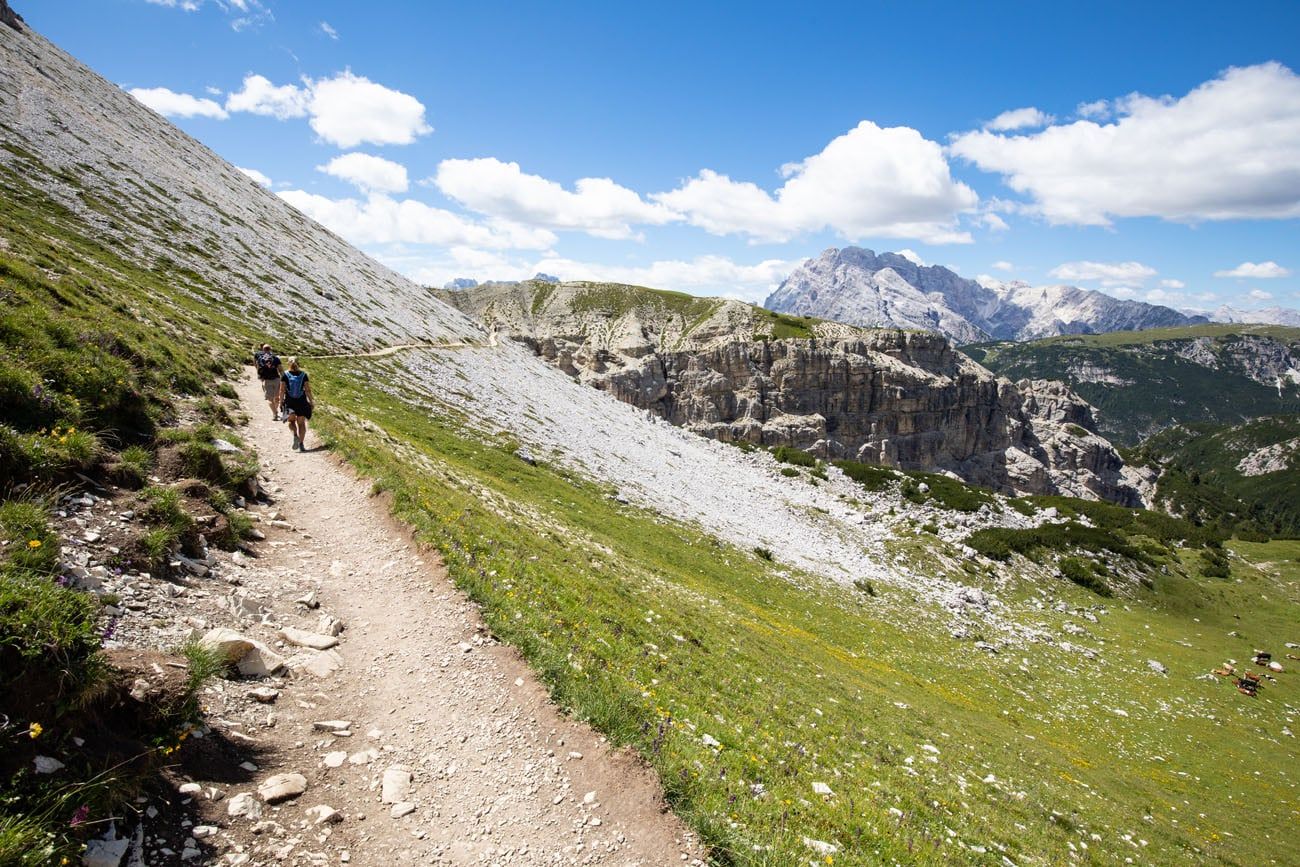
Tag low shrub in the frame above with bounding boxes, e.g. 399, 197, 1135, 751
772, 445, 817, 467
1059, 556, 1113, 597
833, 459, 896, 491
967, 521, 1144, 565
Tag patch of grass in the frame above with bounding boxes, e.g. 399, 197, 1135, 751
771, 445, 816, 467
112, 444, 153, 488
0, 815, 57, 867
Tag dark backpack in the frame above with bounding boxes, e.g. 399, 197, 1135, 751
255, 351, 278, 379
284, 371, 307, 400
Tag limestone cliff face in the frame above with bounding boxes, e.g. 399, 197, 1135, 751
446, 281, 1144, 504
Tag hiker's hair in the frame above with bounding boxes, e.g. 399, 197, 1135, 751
261, 343, 272, 351
287, 356, 300, 370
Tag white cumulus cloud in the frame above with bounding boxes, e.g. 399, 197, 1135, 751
319, 153, 409, 194
221, 71, 432, 148
1214, 261, 1291, 278
225, 74, 309, 119
237, 166, 272, 187
992, 260, 1015, 271
1159, 278, 1186, 289
984, 107, 1054, 131
1249, 288, 1274, 301
1049, 260, 1157, 286
308, 71, 431, 148
129, 86, 228, 119
435, 158, 677, 240
1076, 99, 1110, 120
950, 62, 1300, 225
896, 249, 926, 266
654, 120, 977, 245
277, 190, 554, 250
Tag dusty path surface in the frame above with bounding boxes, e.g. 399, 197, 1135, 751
198, 375, 704, 865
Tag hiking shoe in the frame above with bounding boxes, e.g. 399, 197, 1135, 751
291, 436, 300, 450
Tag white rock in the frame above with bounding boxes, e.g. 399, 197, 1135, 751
312, 720, 352, 734
288, 648, 344, 678
802, 837, 838, 855
178, 782, 202, 795
280, 626, 339, 651
323, 751, 348, 768
811, 782, 833, 796
198, 627, 285, 677
249, 686, 279, 703
227, 792, 262, 820
82, 822, 129, 867
257, 773, 307, 804
1147, 660, 1168, 675
700, 734, 720, 748
318, 615, 344, 636
390, 802, 416, 818
191, 825, 218, 838
348, 749, 379, 765
305, 804, 342, 825
381, 766, 412, 804
34, 755, 64, 774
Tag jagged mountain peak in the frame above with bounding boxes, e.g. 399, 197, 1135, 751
767, 246, 1207, 344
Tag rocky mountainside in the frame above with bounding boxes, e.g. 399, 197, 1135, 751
766, 247, 1207, 344
1213, 304, 1300, 327
0, 14, 478, 353
446, 280, 1148, 503
966, 324, 1300, 444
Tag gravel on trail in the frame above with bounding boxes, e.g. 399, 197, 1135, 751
155, 377, 707, 865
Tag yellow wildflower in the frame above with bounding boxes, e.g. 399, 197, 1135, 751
28, 722, 43, 739
28, 540, 42, 549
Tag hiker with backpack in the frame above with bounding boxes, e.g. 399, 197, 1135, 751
254, 343, 282, 419
279, 357, 314, 451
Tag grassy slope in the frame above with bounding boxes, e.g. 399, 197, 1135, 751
965, 326, 1300, 446
0, 165, 261, 857
310, 353, 1300, 866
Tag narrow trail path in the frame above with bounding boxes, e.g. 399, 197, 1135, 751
217, 375, 702, 865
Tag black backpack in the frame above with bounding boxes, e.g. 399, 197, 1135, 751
255, 351, 278, 380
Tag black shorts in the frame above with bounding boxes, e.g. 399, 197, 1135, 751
284, 397, 313, 420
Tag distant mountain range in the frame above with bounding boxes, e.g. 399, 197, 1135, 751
1210, 305, 1300, 327
765, 247, 1209, 344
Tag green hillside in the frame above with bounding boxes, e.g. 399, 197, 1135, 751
1130, 416, 1300, 538
964, 325, 1300, 445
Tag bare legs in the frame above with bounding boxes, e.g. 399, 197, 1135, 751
288, 413, 308, 450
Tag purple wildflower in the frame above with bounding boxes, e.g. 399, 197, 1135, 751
70, 805, 90, 827
100, 616, 119, 643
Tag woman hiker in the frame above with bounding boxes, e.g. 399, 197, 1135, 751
278, 357, 315, 451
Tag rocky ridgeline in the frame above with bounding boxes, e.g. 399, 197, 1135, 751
445, 281, 1146, 503
765, 247, 1206, 344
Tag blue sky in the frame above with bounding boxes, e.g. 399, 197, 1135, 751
22, 0, 1300, 311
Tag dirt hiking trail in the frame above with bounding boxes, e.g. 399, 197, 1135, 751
199, 375, 704, 865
